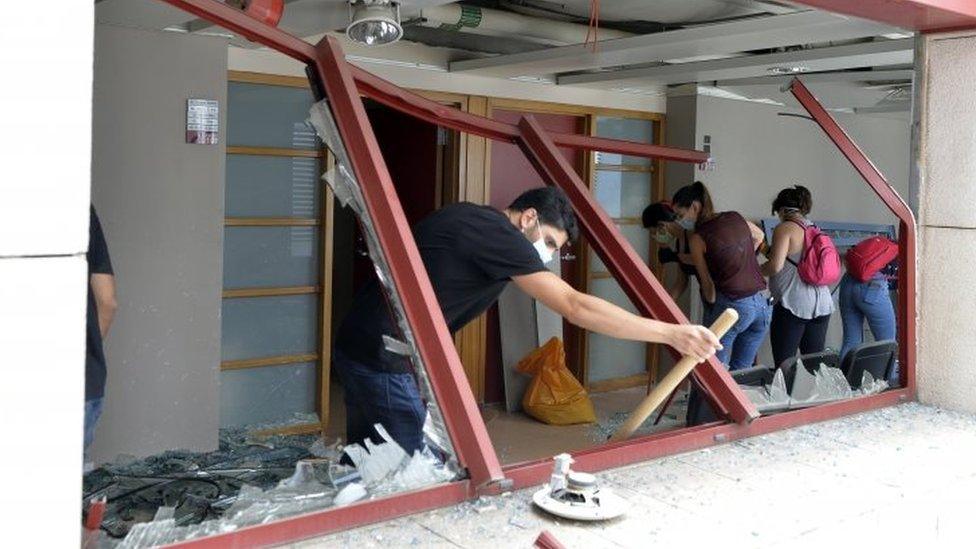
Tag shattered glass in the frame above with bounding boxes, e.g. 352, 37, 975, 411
741, 359, 893, 416
88, 418, 458, 548
789, 359, 854, 407
741, 368, 791, 413
308, 101, 459, 472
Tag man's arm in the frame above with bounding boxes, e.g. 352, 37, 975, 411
91, 273, 117, 338
512, 271, 720, 362
689, 234, 716, 304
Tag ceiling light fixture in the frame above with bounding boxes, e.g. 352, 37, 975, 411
767, 66, 811, 75
347, 0, 403, 46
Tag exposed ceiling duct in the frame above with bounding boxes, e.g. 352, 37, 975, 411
416, 3, 631, 46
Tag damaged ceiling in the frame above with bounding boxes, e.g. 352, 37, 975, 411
95, 0, 915, 111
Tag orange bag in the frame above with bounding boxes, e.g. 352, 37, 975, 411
516, 337, 597, 425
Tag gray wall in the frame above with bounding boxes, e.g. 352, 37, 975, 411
89, 24, 227, 462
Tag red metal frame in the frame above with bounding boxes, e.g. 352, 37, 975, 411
787, 78, 917, 394
516, 115, 758, 423
310, 35, 506, 490
149, 1, 919, 545
791, 0, 976, 33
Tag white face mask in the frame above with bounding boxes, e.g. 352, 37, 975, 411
677, 217, 695, 231
528, 217, 555, 264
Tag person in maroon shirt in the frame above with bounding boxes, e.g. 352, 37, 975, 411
672, 182, 770, 370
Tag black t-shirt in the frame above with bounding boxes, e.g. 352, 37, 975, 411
86, 206, 114, 401
336, 202, 547, 373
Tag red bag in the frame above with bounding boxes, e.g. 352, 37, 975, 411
846, 236, 898, 282
790, 220, 842, 286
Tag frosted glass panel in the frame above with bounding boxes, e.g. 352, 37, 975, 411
594, 117, 654, 167
587, 278, 646, 382
228, 82, 319, 149
220, 362, 317, 427
589, 224, 650, 273
226, 155, 320, 217
593, 170, 652, 218
223, 226, 319, 288
222, 295, 318, 361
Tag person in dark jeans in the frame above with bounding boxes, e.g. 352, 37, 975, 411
761, 186, 834, 367
673, 182, 770, 370
334, 187, 723, 454
85, 205, 117, 470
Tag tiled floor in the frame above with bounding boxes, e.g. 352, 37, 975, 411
286, 402, 976, 548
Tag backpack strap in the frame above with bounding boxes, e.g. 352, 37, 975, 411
783, 218, 808, 267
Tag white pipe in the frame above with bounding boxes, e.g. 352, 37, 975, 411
418, 4, 631, 46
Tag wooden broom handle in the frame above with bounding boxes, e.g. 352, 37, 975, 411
609, 308, 739, 442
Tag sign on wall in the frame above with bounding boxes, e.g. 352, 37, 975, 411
186, 99, 219, 144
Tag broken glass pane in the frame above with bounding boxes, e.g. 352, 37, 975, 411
308, 101, 459, 472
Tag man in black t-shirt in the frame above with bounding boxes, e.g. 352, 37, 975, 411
84, 206, 117, 468
334, 187, 721, 454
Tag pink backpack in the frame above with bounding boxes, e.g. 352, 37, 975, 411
789, 220, 842, 286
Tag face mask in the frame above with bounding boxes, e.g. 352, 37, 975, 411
677, 217, 695, 231
527, 217, 555, 264
654, 231, 675, 246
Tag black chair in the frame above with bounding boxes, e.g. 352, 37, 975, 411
841, 340, 898, 389
686, 366, 776, 426
778, 350, 841, 394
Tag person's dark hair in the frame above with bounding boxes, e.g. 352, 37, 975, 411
508, 187, 579, 243
641, 202, 677, 228
771, 185, 813, 216
672, 181, 714, 219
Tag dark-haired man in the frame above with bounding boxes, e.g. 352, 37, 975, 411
334, 187, 721, 454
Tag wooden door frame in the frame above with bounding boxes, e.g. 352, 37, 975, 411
224, 70, 335, 437
487, 98, 666, 394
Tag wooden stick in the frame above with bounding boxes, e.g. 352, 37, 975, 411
609, 308, 739, 441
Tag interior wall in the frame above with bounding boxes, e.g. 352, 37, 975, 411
671, 92, 911, 365
89, 25, 228, 462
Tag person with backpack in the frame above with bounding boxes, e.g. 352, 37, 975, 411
762, 185, 841, 368
674, 182, 770, 370
839, 236, 898, 363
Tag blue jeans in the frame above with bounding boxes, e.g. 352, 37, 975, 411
839, 272, 896, 365
333, 348, 426, 456
705, 292, 772, 370
84, 398, 104, 456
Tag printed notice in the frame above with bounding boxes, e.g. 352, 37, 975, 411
186, 99, 219, 144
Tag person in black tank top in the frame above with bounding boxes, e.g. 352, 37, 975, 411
673, 182, 772, 370
642, 201, 697, 300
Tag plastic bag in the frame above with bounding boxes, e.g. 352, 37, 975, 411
516, 337, 597, 425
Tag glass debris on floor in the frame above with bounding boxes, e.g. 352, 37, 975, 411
84, 417, 457, 548
742, 360, 890, 413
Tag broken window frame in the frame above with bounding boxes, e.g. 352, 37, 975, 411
138, 1, 917, 546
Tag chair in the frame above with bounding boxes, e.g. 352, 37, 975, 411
686, 366, 776, 426
778, 350, 841, 394
840, 340, 898, 389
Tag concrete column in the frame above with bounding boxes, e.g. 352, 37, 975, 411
916, 30, 976, 413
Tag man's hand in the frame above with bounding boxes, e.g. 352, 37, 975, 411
666, 324, 722, 363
